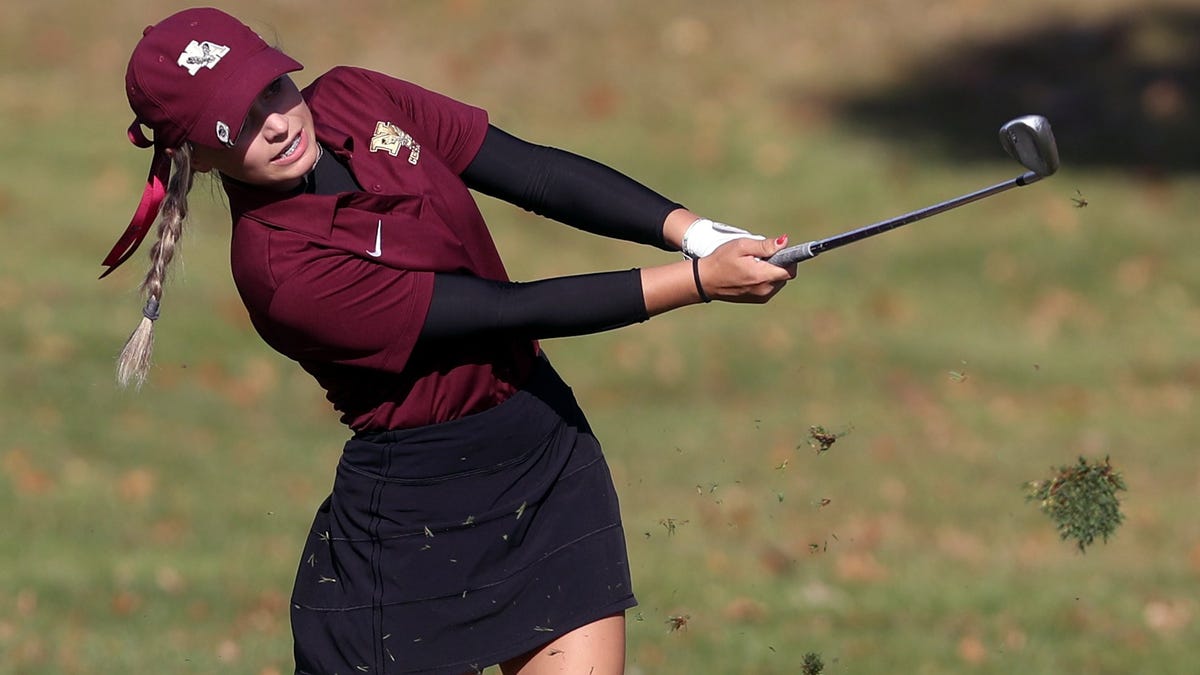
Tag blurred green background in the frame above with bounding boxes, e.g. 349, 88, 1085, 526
3, 1, 1198, 673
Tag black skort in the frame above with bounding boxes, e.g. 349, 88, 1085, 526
291, 358, 636, 674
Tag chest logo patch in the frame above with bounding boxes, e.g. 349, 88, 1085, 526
369, 121, 421, 165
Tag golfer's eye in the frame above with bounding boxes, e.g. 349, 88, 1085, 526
263, 78, 283, 100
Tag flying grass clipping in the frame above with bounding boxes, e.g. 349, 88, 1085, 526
1026, 456, 1126, 552
801, 652, 825, 675
806, 425, 849, 454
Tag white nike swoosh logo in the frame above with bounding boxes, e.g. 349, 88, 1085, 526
366, 220, 383, 257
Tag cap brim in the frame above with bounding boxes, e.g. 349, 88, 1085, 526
191, 46, 302, 149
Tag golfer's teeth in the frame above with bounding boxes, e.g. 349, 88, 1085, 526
279, 136, 300, 159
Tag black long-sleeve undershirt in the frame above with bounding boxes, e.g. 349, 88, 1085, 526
308, 125, 671, 341
421, 270, 648, 341
461, 125, 682, 251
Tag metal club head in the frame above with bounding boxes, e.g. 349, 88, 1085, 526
1000, 115, 1060, 177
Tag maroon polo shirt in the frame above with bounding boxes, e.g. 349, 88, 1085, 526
225, 67, 536, 431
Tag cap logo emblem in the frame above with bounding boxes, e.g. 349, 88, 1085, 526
177, 40, 231, 76
369, 121, 421, 165
215, 121, 233, 146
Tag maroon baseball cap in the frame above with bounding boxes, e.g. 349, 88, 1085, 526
102, 7, 303, 277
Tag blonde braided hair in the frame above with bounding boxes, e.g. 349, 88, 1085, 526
116, 144, 195, 388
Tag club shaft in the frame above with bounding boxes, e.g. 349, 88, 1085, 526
767, 170, 1040, 266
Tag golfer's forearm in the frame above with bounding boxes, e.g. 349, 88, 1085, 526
641, 260, 704, 316
420, 271, 649, 340
661, 207, 699, 251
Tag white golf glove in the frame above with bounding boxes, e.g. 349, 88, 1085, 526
680, 218, 765, 258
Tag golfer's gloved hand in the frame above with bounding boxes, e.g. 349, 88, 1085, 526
680, 218, 765, 258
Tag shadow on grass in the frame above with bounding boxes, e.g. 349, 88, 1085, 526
816, 7, 1200, 175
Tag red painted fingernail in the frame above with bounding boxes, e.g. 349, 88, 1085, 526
776, 235, 788, 245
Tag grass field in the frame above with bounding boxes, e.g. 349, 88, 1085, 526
3, 1, 1199, 673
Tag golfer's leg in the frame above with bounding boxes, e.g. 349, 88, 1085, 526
499, 612, 625, 675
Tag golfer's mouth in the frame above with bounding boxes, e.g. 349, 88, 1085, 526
273, 131, 306, 164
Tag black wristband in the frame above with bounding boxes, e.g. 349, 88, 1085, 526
692, 257, 711, 303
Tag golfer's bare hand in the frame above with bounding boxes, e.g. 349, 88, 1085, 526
640, 237, 796, 316
700, 236, 797, 304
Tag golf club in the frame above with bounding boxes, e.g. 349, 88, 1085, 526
766, 114, 1059, 267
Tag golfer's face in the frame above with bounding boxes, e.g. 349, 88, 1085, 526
192, 76, 318, 190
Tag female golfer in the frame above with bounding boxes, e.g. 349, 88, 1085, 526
107, 8, 794, 674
